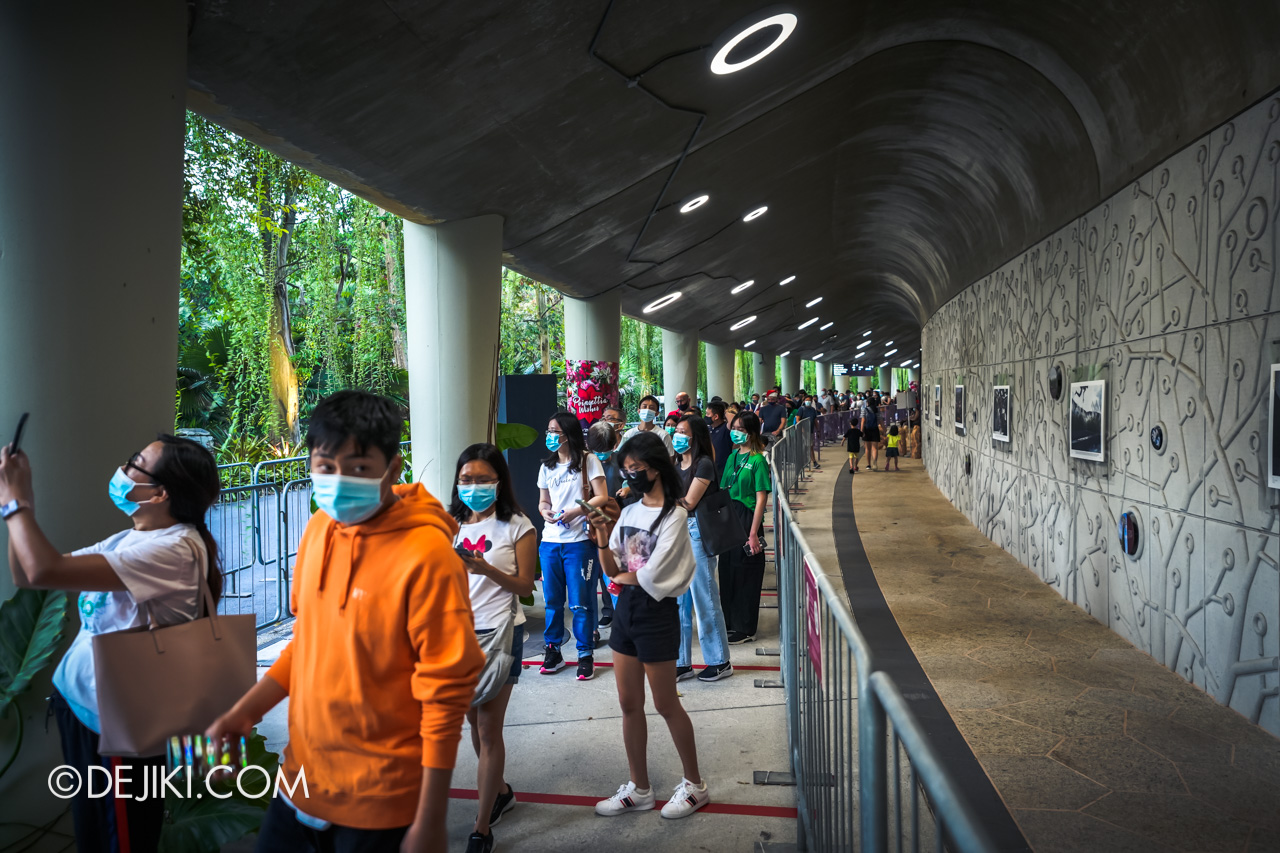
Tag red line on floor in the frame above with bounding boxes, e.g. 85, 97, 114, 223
520, 660, 781, 672
448, 787, 797, 818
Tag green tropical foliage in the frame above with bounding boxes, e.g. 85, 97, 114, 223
0, 589, 69, 780
159, 729, 280, 853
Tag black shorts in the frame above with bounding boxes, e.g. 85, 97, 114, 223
608, 584, 679, 663
863, 426, 881, 443
886, 447, 899, 458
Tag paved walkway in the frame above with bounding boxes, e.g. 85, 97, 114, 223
793, 447, 1280, 853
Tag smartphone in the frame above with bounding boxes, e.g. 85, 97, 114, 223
454, 545, 475, 559
576, 498, 614, 522
9, 412, 28, 454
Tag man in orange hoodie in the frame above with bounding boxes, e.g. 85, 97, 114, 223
208, 391, 484, 853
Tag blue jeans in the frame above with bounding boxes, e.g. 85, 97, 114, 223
677, 516, 731, 668
540, 539, 600, 656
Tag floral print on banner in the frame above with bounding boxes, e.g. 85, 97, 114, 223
566, 359, 620, 426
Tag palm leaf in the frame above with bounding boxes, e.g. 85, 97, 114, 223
0, 589, 69, 715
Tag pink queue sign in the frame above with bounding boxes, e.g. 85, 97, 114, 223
804, 557, 821, 686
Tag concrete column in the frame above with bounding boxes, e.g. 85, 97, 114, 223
878, 367, 892, 394
705, 342, 737, 402
662, 328, 698, 411
564, 292, 621, 425
779, 355, 801, 395
404, 215, 503, 500
816, 361, 832, 393
752, 350, 776, 395
835, 374, 851, 393
857, 376, 872, 393
0, 0, 187, 821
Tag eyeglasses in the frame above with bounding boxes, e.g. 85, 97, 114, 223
124, 456, 161, 485
458, 476, 499, 485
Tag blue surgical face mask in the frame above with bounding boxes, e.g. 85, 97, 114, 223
664, 426, 676, 436
311, 472, 386, 525
595, 451, 613, 463
108, 467, 157, 517
458, 483, 498, 513
730, 429, 749, 446
672, 434, 691, 454
638, 409, 657, 423
545, 432, 563, 452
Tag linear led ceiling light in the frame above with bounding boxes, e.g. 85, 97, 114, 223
913, 362, 921, 368
880, 361, 889, 367
731, 279, 756, 294
820, 322, 834, 330
744, 339, 757, 347
780, 275, 796, 285
805, 297, 822, 307
863, 330, 872, 336
884, 348, 898, 357
779, 350, 791, 357
901, 359, 913, 367
730, 315, 757, 330
679, 194, 710, 213
885, 340, 894, 346
742, 206, 768, 222
813, 353, 825, 360
797, 317, 819, 329
643, 292, 681, 313
856, 340, 871, 349
709, 12, 798, 76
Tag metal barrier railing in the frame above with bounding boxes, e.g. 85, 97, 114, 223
769, 424, 994, 852
209, 440, 411, 632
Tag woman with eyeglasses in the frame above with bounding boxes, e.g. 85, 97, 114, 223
0, 435, 221, 853
449, 443, 536, 853
587, 431, 708, 819
718, 410, 772, 645
537, 411, 608, 681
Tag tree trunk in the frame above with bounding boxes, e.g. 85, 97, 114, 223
267, 179, 300, 444
384, 222, 407, 369
536, 286, 551, 374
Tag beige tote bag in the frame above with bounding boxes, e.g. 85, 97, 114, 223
93, 563, 256, 757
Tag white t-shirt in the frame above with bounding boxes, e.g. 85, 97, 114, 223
622, 425, 675, 457
608, 502, 696, 601
52, 524, 207, 732
455, 513, 535, 629
537, 455, 606, 543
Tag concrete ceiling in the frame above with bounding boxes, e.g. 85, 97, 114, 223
186, 0, 1280, 364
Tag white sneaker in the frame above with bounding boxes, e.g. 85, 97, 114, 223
595, 781, 656, 816
660, 778, 710, 819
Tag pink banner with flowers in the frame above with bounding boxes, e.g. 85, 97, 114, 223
566, 359, 620, 426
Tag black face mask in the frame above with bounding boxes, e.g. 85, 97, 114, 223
622, 468, 658, 494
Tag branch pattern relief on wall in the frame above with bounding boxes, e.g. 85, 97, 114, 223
922, 94, 1280, 734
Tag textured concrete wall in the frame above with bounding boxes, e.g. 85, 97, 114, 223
922, 92, 1280, 735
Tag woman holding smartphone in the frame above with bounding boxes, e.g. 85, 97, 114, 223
718, 411, 772, 645
588, 431, 708, 819
0, 435, 221, 853
449, 444, 537, 853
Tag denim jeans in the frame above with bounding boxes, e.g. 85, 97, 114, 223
677, 516, 731, 668
540, 539, 600, 656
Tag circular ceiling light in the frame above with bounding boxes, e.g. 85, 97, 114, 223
780, 275, 796, 285
709, 12, 799, 76
731, 279, 756, 294
856, 340, 871, 349
744, 339, 757, 347
680, 194, 710, 213
820, 322, 834, 330
797, 317, 819, 329
805, 297, 822, 308
730, 315, 757, 330
742, 206, 768, 222
643, 292, 681, 313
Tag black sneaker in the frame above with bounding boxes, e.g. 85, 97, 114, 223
577, 655, 595, 681
697, 662, 734, 682
489, 783, 516, 826
599, 614, 614, 628
465, 831, 494, 853
727, 632, 755, 645
675, 665, 695, 682
593, 630, 601, 647
540, 644, 565, 674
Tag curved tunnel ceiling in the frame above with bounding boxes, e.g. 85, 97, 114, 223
185, 0, 1280, 363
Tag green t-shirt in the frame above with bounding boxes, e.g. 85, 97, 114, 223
720, 449, 773, 509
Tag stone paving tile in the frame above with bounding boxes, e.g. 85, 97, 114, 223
1177, 761, 1280, 832
1011, 809, 1176, 853
978, 755, 1109, 809
1049, 736, 1187, 794
952, 710, 1062, 755
1126, 710, 1234, 765
1024, 629, 1101, 659
1077, 686, 1178, 718
933, 678, 1030, 710
914, 652, 999, 681
977, 672, 1091, 703
993, 698, 1129, 738
1083, 792, 1253, 852
1052, 658, 1139, 691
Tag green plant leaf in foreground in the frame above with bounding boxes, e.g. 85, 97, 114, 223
161, 728, 280, 853
0, 589, 68, 716
495, 422, 537, 452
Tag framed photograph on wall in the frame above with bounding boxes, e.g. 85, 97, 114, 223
1270, 365, 1280, 489
954, 385, 965, 434
993, 385, 1010, 443
1069, 379, 1106, 462
934, 385, 942, 426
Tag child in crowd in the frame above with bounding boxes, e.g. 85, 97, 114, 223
588, 432, 708, 819
843, 423, 862, 473
885, 424, 902, 471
